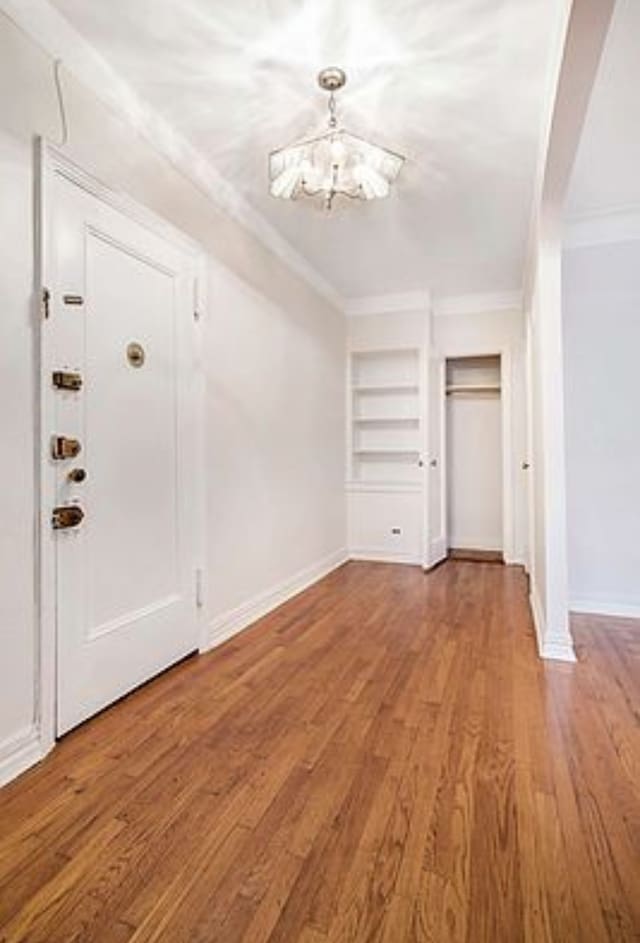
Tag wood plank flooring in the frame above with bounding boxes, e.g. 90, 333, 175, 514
0, 560, 639, 942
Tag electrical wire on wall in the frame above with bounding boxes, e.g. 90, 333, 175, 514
53, 58, 69, 146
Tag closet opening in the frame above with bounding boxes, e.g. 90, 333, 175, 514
445, 355, 504, 564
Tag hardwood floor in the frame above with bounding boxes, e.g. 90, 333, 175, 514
0, 561, 639, 942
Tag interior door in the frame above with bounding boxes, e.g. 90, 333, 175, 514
425, 354, 448, 568
49, 170, 199, 735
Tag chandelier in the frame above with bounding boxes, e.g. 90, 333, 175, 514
268, 67, 405, 211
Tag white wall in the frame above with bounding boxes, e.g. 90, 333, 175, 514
0, 13, 345, 783
433, 309, 528, 563
563, 239, 640, 615
205, 261, 345, 638
525, 239, 573, 661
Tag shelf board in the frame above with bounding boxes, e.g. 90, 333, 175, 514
346, 480, 422, 493
353, 383, 419, 394
351, 347, 420, 358
353, 416, 420, 425
353, 448, 420, 457
445, 384, 501, 394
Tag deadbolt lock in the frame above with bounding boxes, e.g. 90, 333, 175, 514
52, 370, 83, 391
51, 436, 82, 460
52, 505, 85, 530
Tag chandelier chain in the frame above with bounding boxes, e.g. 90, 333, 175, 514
328, 91, 337, 129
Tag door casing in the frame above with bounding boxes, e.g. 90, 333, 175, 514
423, 344, 516, 568
36, 140, 206, 753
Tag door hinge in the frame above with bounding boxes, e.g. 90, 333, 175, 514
195, 568, 204, 608
41, 286, 51, 320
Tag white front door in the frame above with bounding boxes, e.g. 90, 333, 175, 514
425, 355, 448, 568
47, 168, 200, 735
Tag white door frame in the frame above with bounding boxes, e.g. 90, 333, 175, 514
436, 344, 515, 563
36, 140, 207, 755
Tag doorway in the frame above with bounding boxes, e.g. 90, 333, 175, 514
445, 356, 503, 562
40, 148, 202, 736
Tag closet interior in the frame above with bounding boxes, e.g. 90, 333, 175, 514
445, 355, 503, 562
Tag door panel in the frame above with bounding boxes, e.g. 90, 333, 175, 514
51, 174, 198, 735
85, 234, 178, 633
425, 356, 448, 568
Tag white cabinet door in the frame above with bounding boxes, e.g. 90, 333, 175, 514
49, 173, 199, 734
425, 355, 448, 568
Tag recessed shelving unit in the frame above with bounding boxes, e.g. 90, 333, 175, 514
349, 348, 423, 485
445, 357, 501, 396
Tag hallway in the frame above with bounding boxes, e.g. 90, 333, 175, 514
0, 561, 638, 941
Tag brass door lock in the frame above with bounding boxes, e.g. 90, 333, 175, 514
51, 436, 81, 460
67, 468, 87, 483
52, 370, 83, 391
52, 505, 85, 530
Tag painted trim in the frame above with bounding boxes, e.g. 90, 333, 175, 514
0, 726, 46, 788
350, 551, 421, 566
570, 599, 640, 619
0, 0, 342, 310
344, 291, 431, 318
530, 582, 576, 662
205, 549, 349, 651
564, 204, 640, 249
344, 290, 524, 319
433, 291, 523, 318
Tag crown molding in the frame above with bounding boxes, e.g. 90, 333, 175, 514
433, 290, 523, 317
343, 290, 432, 317
564, 203, 640, 250
0, 0, 343, 310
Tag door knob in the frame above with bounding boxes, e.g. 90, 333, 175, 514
67, 468, 87, 483
522, 461, 530, 470
52, 505, 85, 530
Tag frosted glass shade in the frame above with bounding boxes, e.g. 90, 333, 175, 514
269, 129, 404, 208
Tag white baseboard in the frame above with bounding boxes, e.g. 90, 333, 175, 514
205, 548, 349, 651
529, 583, 576, 662
449, 538, 503, 552
349, 549, 421, 566
570, 599, 640, 619
0, 725, 46, 788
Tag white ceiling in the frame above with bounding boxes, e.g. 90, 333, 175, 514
567, 0, 640, 218
50, 0, 561, 301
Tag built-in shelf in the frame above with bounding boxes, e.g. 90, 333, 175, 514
353, 383, 419, 394
445, 384, 501, 395
346, 480, 423, 493
353, 416, 420, 425
353, 448, 420, 457
349, 347, 422, 485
